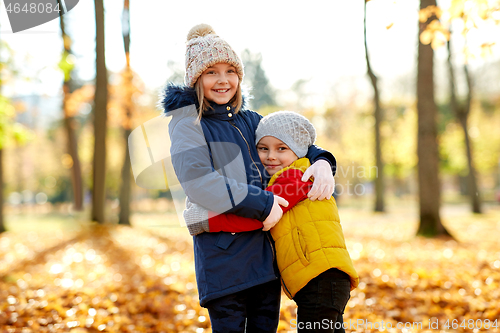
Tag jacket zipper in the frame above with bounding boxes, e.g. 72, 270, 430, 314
229, 121, 263, 184
230, 121, 274, 263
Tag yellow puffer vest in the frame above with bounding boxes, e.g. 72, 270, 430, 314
269, 158, 359, 299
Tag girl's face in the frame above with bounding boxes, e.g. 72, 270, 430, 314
200, 63, 238, 105
257, 136, 298, 176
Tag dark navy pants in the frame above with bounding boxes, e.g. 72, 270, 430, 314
293, 268, 351, 333
205, 279, 281, 333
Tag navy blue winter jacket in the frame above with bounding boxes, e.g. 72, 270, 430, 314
161, 84, 336, 306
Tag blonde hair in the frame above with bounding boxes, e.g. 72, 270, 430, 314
194, 79, 243, 121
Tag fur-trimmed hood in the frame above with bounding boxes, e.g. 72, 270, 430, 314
160, 83, 248, 115
160, 83, 198, 114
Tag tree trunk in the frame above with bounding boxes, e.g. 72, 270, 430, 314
0, 149, 5, 233
58, 0, 83, 211
460, 115, 481, 213
446, 40, 482, 213
119, 128, 132, 225
64, 112, 83, 210
416, 0, 452, 237
364, 0, 385, 212
91, 0, 108, 223
118, 0, 132, 225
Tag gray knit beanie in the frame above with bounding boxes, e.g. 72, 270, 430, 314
255, 111, 316, 158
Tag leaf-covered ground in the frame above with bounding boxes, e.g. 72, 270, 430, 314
1, 204, 499, 333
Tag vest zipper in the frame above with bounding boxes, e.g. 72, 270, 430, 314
265, 232, 275, 263
229, 121, 263, 184
281, 276, 292, 298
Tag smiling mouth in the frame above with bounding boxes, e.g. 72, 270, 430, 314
213, 89, 230, 93
265, 165, 281, 168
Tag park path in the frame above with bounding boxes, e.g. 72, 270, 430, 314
0, 224, 209, 333
1, 204, 500, 333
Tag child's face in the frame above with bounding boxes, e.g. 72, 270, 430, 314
200, 63, 238, 105
257, 136, 298, 176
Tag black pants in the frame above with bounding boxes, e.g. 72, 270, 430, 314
293, 268, 351, 333
205, 279, 281, 333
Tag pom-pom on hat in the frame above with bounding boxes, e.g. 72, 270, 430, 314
255, 111, 316, 159
184, 24, 244, 87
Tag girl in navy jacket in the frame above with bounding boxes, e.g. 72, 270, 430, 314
162, 24, 336, 333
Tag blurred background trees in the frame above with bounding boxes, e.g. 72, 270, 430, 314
241, 49, 277, 111
0, 0, 499, 239
0, 38, 33, 233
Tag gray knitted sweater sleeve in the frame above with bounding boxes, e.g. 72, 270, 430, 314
184, 198, 210, 236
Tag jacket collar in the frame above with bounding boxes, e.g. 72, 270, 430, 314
203, 101, 238, 121
161, 83, 247, 119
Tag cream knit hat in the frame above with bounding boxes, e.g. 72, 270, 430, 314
255, 111, 316, 158
184, 24, 244, 87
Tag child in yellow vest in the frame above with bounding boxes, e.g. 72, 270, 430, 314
185, 111, 359, 333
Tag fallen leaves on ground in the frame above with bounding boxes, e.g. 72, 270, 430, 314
0, 224, 208, 333
0, 205, 499, 332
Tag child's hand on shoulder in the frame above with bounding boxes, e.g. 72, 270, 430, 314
302, 160, 335, 201
262, 195, 289, 231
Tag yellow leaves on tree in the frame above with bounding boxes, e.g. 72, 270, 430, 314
64, 85, 94, 118
419, 19, 451, 49
419, 5, 443, 22
58, 51, 75, 83
420, 1, 500, 57
108, 68, 145, 130
449, 0, 496, 21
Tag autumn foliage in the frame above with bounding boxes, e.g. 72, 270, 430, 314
0, 206, 499, 332
0, 224, 208, 332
